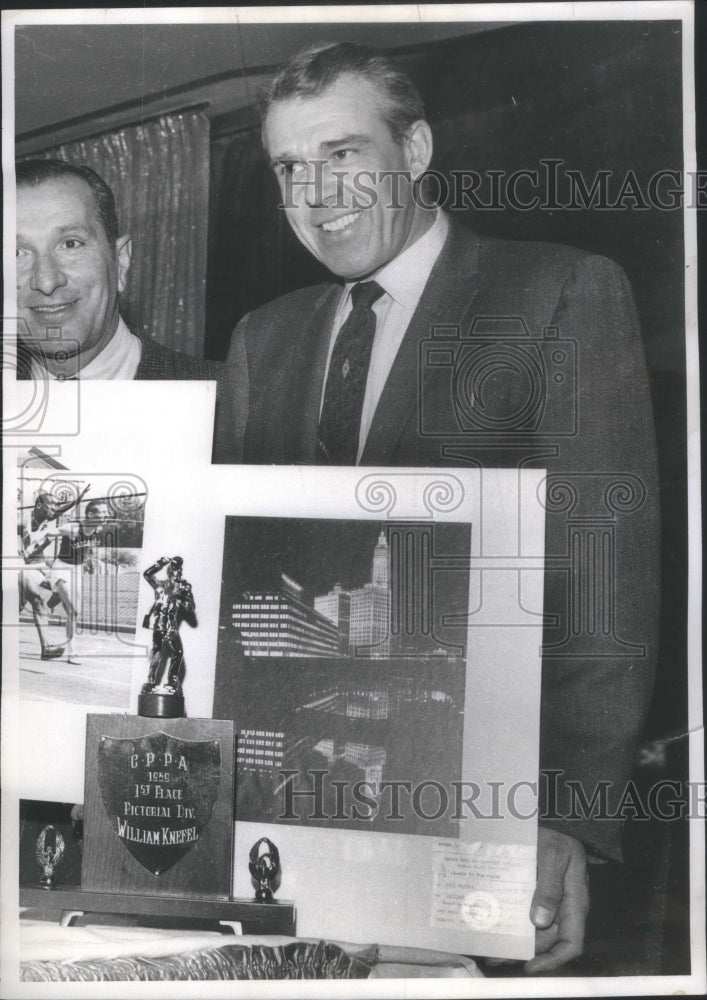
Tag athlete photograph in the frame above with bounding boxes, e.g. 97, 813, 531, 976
17, 459, 147, 709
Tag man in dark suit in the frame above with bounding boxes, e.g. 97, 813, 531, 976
215, 42, 660, 973
15, 159, 219, 380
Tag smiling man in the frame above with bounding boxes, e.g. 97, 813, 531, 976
214, 42, 661, 976
15, 159, 219, 380
266, 70, 434, 281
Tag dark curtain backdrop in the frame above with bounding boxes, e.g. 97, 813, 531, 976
206, 20, 688, 975
24, 109, 210, 358
207, 121, 330, 355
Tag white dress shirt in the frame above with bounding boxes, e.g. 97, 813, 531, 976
322, 210, 449, 462
47, 316, 142, 380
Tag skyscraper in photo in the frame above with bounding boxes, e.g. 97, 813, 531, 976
232, 572, 341, 657
314, 583, 351, 652
371, 530, 389, 587
348, 531, 390, 658
313, 529, 392, 657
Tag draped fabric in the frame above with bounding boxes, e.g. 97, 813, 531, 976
22, 940, 378, 981
22, 111, 210, 358
206, 126, 329, 360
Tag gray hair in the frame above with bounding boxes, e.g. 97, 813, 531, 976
259, 41, 425, 144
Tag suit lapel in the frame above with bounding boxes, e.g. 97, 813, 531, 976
282, 283, 341, 463
361, 221, 482, 465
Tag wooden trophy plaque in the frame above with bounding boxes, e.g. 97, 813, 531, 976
82, 714, 234, 897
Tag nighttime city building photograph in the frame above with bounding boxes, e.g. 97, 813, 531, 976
215, 516, 472, 835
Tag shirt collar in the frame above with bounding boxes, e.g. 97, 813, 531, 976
76, 316, 142, 380
341, 209, 449, 312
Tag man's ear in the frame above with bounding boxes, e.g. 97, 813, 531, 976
404, 119, 434, 180
115, 235, 132, 293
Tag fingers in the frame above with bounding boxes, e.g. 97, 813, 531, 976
525, 829, 590, 975
526, 866, 588, 975
530, 827, 571, 928
525, 935, 582, 975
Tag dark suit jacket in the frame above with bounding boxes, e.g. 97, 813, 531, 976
215, 220, 660, 860
134, 333, 221, 381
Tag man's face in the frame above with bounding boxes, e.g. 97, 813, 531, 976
35, 496, 57, 521
16, 176, 131, 373
84, 503, 109, 534
264, 74, 433, 279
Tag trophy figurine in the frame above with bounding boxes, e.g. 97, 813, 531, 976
249, 837, 281, 902
35, 825, 65, 889
138, 556, 196, 718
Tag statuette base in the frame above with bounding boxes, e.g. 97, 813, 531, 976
138, 690, 185, 718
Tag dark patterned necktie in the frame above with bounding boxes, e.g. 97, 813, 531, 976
317, 280, 385, 465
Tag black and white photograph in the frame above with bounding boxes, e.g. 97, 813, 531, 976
1, 2, 703, 995
215, 516, 471, 837
17, 460, 147, 709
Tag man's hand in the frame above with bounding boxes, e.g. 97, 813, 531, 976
53, 483, 92, 519
524, 828, 590, 974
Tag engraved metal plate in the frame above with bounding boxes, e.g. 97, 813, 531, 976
97, 731, 221, 875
